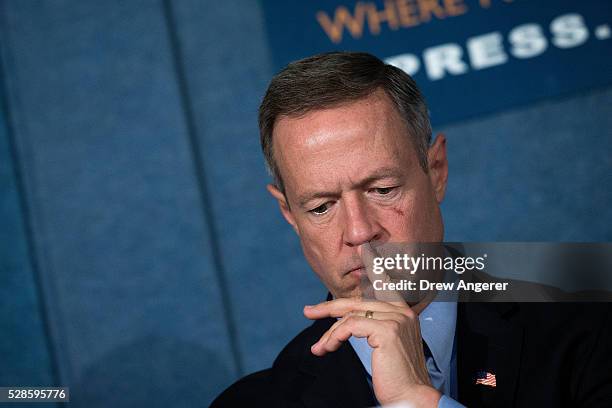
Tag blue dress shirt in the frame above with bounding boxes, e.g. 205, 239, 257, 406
348, 300, 465, 407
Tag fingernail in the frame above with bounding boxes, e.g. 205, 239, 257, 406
304, 305, 313, 309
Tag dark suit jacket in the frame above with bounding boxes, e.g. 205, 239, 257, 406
211, 301, 612, 407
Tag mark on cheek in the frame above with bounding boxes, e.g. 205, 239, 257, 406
392, 207, 405, 217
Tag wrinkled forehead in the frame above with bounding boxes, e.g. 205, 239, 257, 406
271, 92, 418, 196
273, 90, 401, 146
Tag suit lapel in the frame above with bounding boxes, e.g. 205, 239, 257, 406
457, 302, 523, 407
298, 318, 376, 408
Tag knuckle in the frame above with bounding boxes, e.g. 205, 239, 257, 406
397, 313, 410, 325
386, 320, 401, 333
345, 316, 360, 329
336, 325, 350, 339
401, 308, 416, 319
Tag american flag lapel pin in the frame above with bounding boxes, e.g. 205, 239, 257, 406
474, 370, 497, 387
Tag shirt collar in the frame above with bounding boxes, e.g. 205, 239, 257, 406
418, 300, 457, 378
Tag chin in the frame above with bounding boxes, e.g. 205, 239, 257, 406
332, 285, 364, 299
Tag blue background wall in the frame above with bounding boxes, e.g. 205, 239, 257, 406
0, 1, 610, 406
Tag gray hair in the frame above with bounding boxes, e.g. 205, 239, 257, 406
259, 51, 432, 194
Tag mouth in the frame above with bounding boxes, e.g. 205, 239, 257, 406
345, 266, 366, 278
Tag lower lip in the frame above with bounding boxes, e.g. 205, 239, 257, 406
348, 268, 366, 278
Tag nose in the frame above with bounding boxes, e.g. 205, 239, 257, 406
342, 195, 382, 247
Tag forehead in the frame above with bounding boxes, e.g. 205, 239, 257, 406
272, 91, 418, 196
275, 89, 399, 136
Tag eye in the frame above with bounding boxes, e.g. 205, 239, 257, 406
309, 202, 331, 215
374, 187, 396, 195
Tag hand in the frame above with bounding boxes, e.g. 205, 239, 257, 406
304, 297, 441, 407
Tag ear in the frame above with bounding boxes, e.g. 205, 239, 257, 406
427, 133, 448, 203
267, 184, 300, 235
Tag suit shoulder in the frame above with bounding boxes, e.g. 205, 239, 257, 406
210, 319, 333, 407
209, 369, 274, 407
516, 302, 611, 327
273, 318, 332, 372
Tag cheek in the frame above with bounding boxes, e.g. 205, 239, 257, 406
383, 192, 441, 241
298, 227, 339, 278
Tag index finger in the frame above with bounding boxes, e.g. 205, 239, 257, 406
303, 297, 412, 320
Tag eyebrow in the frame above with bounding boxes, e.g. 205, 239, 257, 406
297, 167, 404, 208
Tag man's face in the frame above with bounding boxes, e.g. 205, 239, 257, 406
268, 90, 448, 298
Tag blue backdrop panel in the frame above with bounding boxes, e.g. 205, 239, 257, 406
168, 0, 326, 374
0, 82, 56, 389
441, 86, 612, 241
0, 0, 236, 406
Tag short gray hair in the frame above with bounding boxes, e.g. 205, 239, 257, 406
259, 51, 432, 194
